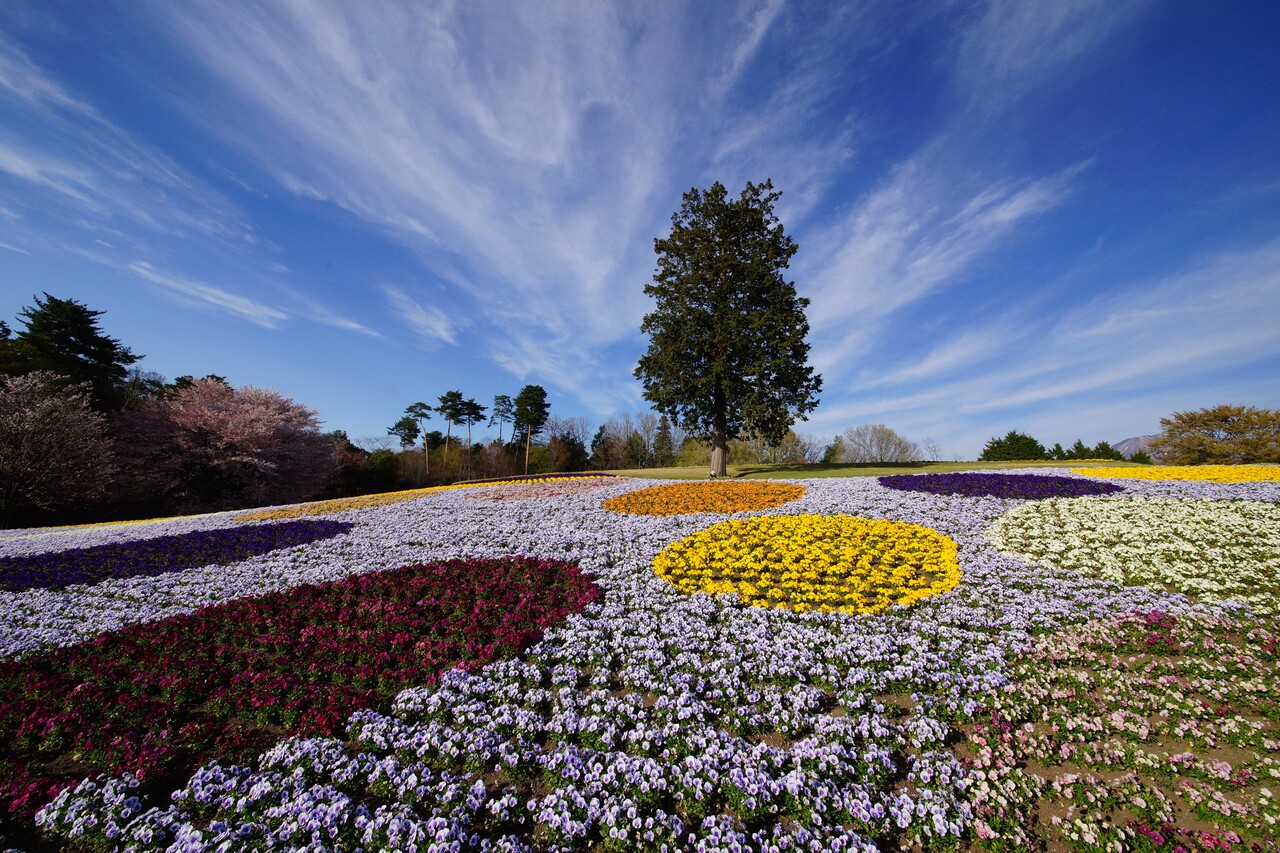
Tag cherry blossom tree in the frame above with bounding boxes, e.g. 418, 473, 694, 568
116, 379, 336, 512
0, 371, 114, 522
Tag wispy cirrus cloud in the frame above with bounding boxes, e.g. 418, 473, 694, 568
127, 261, 289, 328
809, 236, 1280, 449
380, 284, 457, 347
955, 0, 1149, 105
801, 151, 1085, 378
0, 37, 252, 245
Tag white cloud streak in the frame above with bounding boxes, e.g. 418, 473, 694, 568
380, 284, 456, 346
802, 152, 1084, 378
956, 0, 1149, 105
127, 261, 289, 328
807, 237, 1280, 454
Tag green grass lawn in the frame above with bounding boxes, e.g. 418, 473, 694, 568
605, 459, 1148, 480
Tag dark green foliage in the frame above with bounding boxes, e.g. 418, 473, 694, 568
366, 449, 400, 488
822, 435, 846, 464
634, 180, 821, 477
979, 430, 1049, 461
1090, 440, 1125, 461
1, 294, 140, 412
547, 433, 588, 472
388, 415, 419, 448
513, 385, 550, 474
489, 395, 515, 443
1129, 450, 1154, 465
652, 415, 676, 467
1067, 439, 1091, 460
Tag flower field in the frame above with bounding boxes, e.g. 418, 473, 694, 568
0, 468, 1277, 851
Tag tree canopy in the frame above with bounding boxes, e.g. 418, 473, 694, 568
0, 371, 115, 520
512, 384, 549, 474
1, 293, 140, 411
979, 430, 1049, 462
1151, 404, 1280, 464
634, 179, 821, 477
115, 379, 336, 512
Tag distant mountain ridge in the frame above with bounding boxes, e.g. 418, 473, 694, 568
1114, 435, 1157, 458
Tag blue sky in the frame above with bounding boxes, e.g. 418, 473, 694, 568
2, 1, 1278, 459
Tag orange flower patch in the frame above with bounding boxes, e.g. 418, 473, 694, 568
601, 481, 804, 516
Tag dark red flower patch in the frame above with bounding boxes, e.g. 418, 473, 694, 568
879, 472, 1124, 499
0, 556, 600, 829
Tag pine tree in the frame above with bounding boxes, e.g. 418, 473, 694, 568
634, 180, 821, 477
653, 414, 676, 467
512, 385, 549, 475
2, 294, 140, 411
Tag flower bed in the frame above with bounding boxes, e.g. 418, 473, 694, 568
0, 556, 599, 834
0, 519, 351, 593
879, 472, 1124, 499
1075, 465, 1280, 483
654, 513, 961, 614
967, 609, 1279, 851
239, 475, 622, 521
236, 485, 456, 521
462, 476, 621, 502
988, 496, 1280, 616
5, 474, 1278, 851
602, 480, 804, 515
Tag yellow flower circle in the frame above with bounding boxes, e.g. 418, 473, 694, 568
1073, 465, 1280, 483
602, 481, 804, 516
654, 514, 961, 615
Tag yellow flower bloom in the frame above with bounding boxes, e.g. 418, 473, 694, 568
602, 481, 804, 516
1073, 465, 1280, 483
653, 514, 960, 615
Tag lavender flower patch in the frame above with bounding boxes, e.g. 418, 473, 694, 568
16, 473, 1280, 851
0, 519, 353, 593
879, 471, 1124, 499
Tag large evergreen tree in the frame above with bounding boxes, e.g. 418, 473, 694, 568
979, 430, 1049, 462
634, 180, 821, 477
2, 294, 140, 411
512, 384, 549, 475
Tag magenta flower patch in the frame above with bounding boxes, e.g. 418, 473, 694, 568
0, 556, 599, 827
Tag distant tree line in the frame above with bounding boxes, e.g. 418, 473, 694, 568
977, 409, 1280, 465
0, 294, 344, 527
978, 430, 1139, 463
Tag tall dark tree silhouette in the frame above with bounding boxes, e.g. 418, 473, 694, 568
405, 402, 434, 475
512, 385, 549, 475
635, 180, 822, 477
436, 390, 465, 467
458, 398, 487, 476
489, 394, 515, 443
1, 294, 140, 412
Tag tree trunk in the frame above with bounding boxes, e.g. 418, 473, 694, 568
709, 400, 728, 478
524, 426, 532, 474
464, 421, 472, 478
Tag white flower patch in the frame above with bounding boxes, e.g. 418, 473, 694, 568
987, 497, 1280, 616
